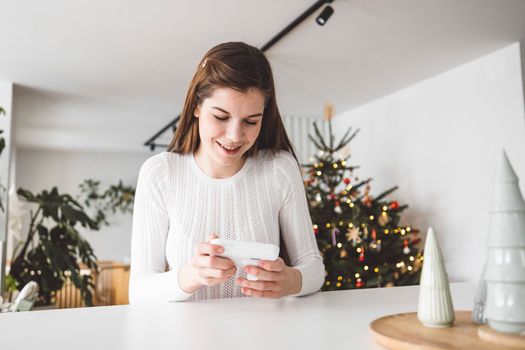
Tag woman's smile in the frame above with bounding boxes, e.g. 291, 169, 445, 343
216, 141, 243, 155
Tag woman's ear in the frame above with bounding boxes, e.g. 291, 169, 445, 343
194, 105, 201, 118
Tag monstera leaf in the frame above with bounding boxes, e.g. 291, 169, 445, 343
9, 187, 100, 306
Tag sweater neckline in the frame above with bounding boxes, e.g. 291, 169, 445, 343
190, 152, 252, 184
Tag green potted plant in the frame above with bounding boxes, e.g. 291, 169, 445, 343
79, 179, 135, 227
8, 180, 135, 306
8, 187, 100, 306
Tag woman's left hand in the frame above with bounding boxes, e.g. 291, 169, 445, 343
235, 258, 302, 298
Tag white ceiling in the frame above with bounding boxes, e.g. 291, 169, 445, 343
1, 0, 525, 153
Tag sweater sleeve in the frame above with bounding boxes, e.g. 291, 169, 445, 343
275, 151, 325, 297
128, 153, 193, 303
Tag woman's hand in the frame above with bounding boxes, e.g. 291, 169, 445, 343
179, 235, 237, 294
235, 258, 302, 298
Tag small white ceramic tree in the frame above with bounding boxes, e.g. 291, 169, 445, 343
484, 150, 525, 334
417, 227, 455, 327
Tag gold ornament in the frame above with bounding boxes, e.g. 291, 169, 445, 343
346, 227, 362, 246
323, 103, 334, 121
378, 213, 389, 226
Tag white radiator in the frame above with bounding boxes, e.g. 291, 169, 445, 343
282, 115, 325, 165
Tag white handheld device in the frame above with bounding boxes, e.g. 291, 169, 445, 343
210, 239, 280, 281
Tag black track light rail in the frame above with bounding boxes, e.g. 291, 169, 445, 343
261, 0, 333, 52
144, 0, 335, 151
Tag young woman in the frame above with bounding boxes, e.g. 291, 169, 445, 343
129, 42, 324, 303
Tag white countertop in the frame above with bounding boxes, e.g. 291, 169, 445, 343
0, 282, 476, 350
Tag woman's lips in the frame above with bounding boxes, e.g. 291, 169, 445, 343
217, 141, 242, 155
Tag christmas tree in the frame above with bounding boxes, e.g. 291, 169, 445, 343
303, 106, 423, 290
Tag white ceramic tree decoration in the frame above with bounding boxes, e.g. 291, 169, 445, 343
417, 227, 455, 327
472, 264, 487, 324
484, 149, 525, 334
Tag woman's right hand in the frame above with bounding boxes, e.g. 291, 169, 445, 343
178, 234, 237, 294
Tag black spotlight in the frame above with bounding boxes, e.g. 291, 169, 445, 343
316, 5, 334, 26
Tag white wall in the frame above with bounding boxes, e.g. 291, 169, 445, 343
0, 82, 13, 242
0, 81, 14, 292
13, 149, 153, 263
332, 43, 525, 283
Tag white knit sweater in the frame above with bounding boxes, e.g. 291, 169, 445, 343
129, 149, 325, 303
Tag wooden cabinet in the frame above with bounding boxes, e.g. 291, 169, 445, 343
55, 260, 130, 308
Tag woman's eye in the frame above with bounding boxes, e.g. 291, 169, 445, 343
213, 115, 258, 126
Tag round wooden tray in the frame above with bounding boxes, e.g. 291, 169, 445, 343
369, 311, 524, 350
478, 324, 525, 348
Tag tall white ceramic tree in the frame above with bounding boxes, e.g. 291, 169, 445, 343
484, 150, 525, 334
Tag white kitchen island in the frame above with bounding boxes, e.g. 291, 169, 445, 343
0, 282, 476, 350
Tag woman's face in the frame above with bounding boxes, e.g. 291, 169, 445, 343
194, 87, 265, 175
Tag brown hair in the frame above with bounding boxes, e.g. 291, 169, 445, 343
167, 41, 297, 160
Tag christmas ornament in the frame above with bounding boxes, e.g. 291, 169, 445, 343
378, 213, 389, 226
334, 205, 342, 214
346, 227, 361, 246
403, 239, 410, 254
331, 227, 340, 245
343, 178, 350, 185
339, 145, 352, 160
323, 103, 334, 121
390, 201, 399, 209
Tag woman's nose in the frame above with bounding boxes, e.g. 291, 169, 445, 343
226, 121, 244, 142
